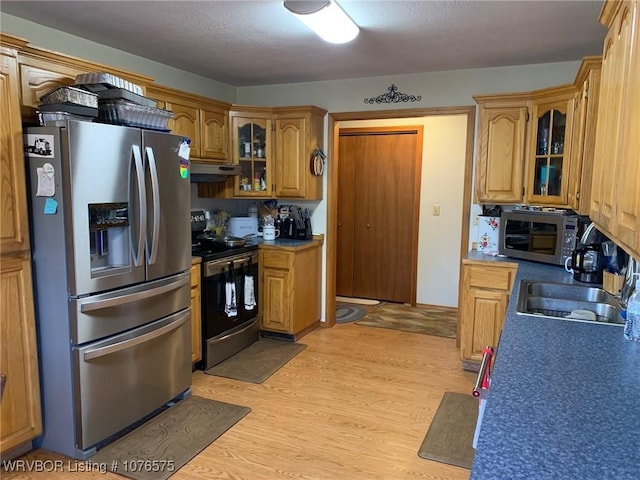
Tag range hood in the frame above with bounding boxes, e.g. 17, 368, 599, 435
189, 163, 241, 183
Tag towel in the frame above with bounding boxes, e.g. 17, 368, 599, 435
244, 275, 256, 310
224, 281, 237, 317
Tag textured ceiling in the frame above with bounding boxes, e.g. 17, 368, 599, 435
1, 0, 607, 87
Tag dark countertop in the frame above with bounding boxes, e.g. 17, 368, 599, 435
467, 251, 640, 480
251, 234, 323, 252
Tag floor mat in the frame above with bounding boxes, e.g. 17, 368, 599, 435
92, 395, 250, 480
356, 302, 457, 338
336, 304, 367, 323
204, 338, 306, 383
417, 391, 477, 469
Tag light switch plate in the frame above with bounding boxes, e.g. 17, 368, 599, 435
432, 204, 440, 216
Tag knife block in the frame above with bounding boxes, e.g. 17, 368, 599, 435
603, 270, 624, 296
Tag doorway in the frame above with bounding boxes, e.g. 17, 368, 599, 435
324, 107, 476, 344
336, 126, 423, 303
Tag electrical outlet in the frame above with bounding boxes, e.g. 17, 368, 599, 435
472, 213, 480, 226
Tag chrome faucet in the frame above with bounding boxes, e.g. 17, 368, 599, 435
619, 257, 638, 309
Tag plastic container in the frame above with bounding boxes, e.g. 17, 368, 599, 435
97, 100, 173, 131
624, 273, 640, 342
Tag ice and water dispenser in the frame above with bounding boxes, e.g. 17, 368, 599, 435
89, 202, 129, 275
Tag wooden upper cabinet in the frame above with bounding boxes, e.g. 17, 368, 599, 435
1, 45, 30, 255
201, 108, 229, 161
146, 84, 231, 163
229, 107, 274, 197
473, 98, 528, 204
614, 0, 640, 256
226, 105, 326, 200
273, 106, 326, 200
592, 0, 638, 258
567, 57, 602, 215
167, 102, 200, 150
525, 86, 576, 206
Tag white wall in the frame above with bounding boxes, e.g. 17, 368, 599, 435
0, 13, 237, 102
235, 62, 581, 111
338, 116, 468, 307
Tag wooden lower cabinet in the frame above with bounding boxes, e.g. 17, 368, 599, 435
190, 261, 202, 364
0, 255, 42, 454
459, 259, 517, 367
259, 241, 321, 337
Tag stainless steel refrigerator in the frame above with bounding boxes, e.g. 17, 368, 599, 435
25, 120, 192, 459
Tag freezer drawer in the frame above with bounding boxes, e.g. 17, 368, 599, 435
72, 309, 191, 452
70, 271, 190, 344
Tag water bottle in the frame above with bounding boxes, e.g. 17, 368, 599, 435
624, 273, 640, 342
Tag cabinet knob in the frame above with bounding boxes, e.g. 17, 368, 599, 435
367, 224, 370, 228
338, 222, 342, 227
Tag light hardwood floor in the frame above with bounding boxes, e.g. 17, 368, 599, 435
1, 323, 476, 480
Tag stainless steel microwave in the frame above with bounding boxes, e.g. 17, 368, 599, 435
498, 210, 579, 266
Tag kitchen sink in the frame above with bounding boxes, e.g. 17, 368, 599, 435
516, 280, 624, 325
524, 282, 613, 303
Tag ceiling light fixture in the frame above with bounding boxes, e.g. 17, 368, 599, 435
284, 1, 359, 44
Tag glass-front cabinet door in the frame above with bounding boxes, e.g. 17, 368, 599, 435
230, 113, 274, 197
526, 94, 575, 205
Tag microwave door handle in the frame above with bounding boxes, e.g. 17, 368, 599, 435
145, 147, 160, 265
132, 145, 145, 267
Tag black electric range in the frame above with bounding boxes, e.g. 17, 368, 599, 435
191, 210, 258, 276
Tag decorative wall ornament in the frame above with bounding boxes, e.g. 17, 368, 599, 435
363, 84, 422, 104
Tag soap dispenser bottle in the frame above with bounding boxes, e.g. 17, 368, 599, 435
624, 273, 640, 342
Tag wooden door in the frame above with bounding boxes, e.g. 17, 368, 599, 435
337, 127, 422, 303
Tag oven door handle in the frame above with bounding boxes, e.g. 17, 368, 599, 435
80, 274, 189, 313
214, 319, 257, 343
83, 312, 188, 361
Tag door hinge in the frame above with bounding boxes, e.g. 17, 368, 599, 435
522, 187, 525, 197
576, 191, 581, 200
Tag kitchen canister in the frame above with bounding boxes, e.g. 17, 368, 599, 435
477, 216, 500, 254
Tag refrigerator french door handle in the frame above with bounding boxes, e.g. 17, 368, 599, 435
145, 146, 161, 266
83, 311, 189, 361
80, 274, 190, 313
132, 145, 146, 267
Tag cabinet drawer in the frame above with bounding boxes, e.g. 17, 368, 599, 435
467, 265, 515, 291
262, 251, 292, 269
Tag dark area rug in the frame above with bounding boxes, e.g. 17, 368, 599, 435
92, 395, 250, 480
204, 338, 306, 383
336, 304, 367, 323
356, 302, 457, 338
417, 391, 478, 469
